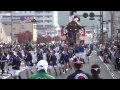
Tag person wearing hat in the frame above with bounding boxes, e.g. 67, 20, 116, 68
91, 64, 102, 79
67, 56, 92, 79
29, 60, 55, 79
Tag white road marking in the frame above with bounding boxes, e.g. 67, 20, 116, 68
99, 56, 103, 62
99, 56, 117, 79
2, 75, 11, 79
118, 71, 120, 74
104, 63, 110, 70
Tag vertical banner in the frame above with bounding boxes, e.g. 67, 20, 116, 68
61, 26, 64, 36
76, 32, 80, 44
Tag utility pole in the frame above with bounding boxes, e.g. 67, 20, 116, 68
110, 11, 114, 41
101, 11, 104, 44
100, 11, 102, 44
100, 11, 104, 44
96, 25, 99, 42
92, 24, 95, 43
11, 11, 13, 44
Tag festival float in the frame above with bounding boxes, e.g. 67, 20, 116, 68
64, 11, 86, 46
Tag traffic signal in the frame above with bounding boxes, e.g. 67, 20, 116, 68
83, 13, 88, 18
89, 17, 95, 20
89, 12, 95, 17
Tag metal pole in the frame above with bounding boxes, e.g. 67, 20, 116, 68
110, 11, 114, 41
11, 11, 13, 43
101, 11, 104, 44
93, 24, 95, 43
97, 25, 98, 42
117, 32, 118, 45
100, 11, 102, 44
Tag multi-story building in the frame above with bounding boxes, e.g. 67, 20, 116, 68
0, 11, 60, 36
0, 20, 37, 43
105, 11, 120, 41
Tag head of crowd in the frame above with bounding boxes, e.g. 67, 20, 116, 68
0, 41, 103, 79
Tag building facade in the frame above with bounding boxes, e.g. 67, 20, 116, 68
0, 17, 37, 43
0, 11, 60, 36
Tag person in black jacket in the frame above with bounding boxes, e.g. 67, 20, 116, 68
46, 50, 53, 75
91, 64, 102, 79
63, 49, 70, 73
36, 48, 43, 62
67, 56, 92, 79
58, 52, 65, 75
24, 47, 34, 78
8, 51, 21, 79
0, 52, 8, 75
51, 50, 58, 76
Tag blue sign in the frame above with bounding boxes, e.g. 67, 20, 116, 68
20, 16, 25, 21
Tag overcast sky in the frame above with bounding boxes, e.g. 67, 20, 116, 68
58, 11, 107, 30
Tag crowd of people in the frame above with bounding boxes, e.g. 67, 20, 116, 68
0, 42, 102, 79
96, 42, 120, 71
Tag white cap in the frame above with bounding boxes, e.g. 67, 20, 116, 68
36, 60, 48, 72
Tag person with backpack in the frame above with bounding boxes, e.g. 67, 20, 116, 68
91, 64, 102, 79
67, 56, 92, 79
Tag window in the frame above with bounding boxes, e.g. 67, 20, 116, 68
37, 20, 43, 23
45, 15, 52, 18
21, 25, 25, 29
37, 25, 43, 29
45, 25, 51, 28
44, 11, 52, 13
35, 11, 43, 13
45, 20, 52, 23
37, 15, 43, 18
37, 25, 43, 27
13, 27, 16, 30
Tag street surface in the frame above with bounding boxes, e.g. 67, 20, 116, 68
1, 50, 119, 79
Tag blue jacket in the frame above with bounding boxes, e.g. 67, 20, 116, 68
51, 55, 57, 65
37, 52, 43, 61
46, 54, 52, 65
17, 51, 23, 58
25, 52, 33, 66
79, 46, 84, 53
10, 55, 21, 70
0, 56, 8, 63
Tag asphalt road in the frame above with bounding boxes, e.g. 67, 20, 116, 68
0, 50, 116, 79
55, 50, 113, 79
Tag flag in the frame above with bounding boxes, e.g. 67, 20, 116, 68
82, 28, 86, 36
61, 26, 64, 36
20, 16, 25, 21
